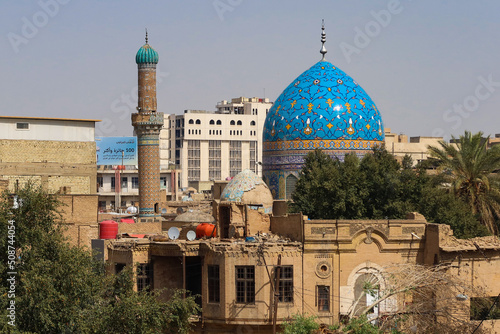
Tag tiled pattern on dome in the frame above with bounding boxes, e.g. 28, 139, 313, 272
263, 60, 384, 144
136, 44, 159, 64
221, 169, 265, 202
262, 60, 385, 200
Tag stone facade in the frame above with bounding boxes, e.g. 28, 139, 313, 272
107, 209, 500, 333
0, 140, 96, 194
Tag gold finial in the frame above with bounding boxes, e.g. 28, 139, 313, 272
320, 19, 327, 61
145, 28, 148, 44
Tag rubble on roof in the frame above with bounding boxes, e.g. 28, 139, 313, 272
439, 225, 500, 252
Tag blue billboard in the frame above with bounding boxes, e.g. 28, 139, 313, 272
96, 137, 138, 166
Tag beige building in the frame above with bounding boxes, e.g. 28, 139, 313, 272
384, 128, 443, 164
106, 170, 500, 333
160, 97, 272, 190
0, 116, 99, 194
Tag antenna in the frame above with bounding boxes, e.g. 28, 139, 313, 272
168, 227, 180, 240
186, 230, 196, 241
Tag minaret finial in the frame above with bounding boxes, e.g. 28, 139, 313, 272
320, 19, 327, 61
145, 28, 148, 44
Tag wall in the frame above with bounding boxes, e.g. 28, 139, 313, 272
271, 213, 303, 242
58, 195, 99, 248
0, 140, 97, 194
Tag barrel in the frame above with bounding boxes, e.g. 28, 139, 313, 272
196, 223, 216, 239
99, 220, 118, 239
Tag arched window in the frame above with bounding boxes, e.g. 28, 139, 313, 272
209, 119, 215, 125
196, 119, 201, 125
216, 120, 222, 125
188, 119, 194, 124
250, 120, 256, 126
230, 120, 235, 126
230, 130, 232, 135
285, 174, 298, 200
237, 120, 242, 126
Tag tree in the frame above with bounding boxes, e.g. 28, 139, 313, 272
338, 264, 487, 334
0, 183, 199, 333
281, 313, 320, 334
428, 131, 500, 235
290, 147, 490, 239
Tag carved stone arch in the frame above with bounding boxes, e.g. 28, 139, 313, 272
340, 262, 397, 316
351, 227, 389, 251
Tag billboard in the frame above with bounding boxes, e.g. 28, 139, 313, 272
96, 137, 137, 166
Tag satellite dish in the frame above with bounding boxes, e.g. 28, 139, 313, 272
186, 230, 196, 241
168, 227, 180, 240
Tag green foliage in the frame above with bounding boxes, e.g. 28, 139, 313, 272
281, 313, 320, 334
341, 315, 382, 333
0, 183, 199, 334
428, 131, 500, 235
291, 146, 491, 239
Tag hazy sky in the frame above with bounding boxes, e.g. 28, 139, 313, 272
1, 0, 499, 139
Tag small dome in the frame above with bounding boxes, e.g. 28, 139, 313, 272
221, 169, 273, 213
136, 44, 159, 64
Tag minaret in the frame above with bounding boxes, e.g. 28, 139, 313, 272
132, 31, 164, 220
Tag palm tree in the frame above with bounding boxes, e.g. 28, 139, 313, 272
428, 131, 500, 235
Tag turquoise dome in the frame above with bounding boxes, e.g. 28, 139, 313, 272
262, 59, 385, 199
135, 44, 159, 64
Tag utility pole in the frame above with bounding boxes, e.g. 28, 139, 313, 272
272, 254, 282, 334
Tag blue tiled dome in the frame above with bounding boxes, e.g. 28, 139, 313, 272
262, 60, 385, 199
135, 43, 159, 64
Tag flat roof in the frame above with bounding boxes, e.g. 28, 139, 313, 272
0, 116, 101, 122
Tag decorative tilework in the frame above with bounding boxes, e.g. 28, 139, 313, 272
262, 60, 385, 199
221, 169, 267, 202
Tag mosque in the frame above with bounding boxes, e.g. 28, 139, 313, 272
262, 24, 385, 199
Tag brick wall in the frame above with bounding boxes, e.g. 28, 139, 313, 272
0, 140, 96, 164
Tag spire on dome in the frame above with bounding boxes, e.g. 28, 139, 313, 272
320, 20, 327, 61
145, 28, 148, 44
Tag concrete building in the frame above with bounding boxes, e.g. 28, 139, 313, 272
161, 96, 272, 190
0, 115, 99, 194
97, 166, 179, 210
384, 128, 443, 164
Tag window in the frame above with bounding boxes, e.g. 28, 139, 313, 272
470, 297, 500, 320
160, 176, 167, 189
121, 177, 128, 192
230, 141, 242, 177
210, 119, 215, 125
98, 200, 106, 211
230, 120, 235, 125
132, 177, 139, 189
277, 266, 293, 303
216, 120, 222, 125
209, 140, 221, 180
317, 285, 330, 311
137, 263, 153, 292
115, 263, 126, 274
188, 140, 201, 181
236, 266, 255, 303
188, 119, 194, 124
250, 120, 256, 126
249, 141, 257, 173
208, 265, 220, 303
16, 122, 29, 130
111, 176, 115, 191
237, 120, 242, 126
196, 119, 201, 125
97, 176, 103, 190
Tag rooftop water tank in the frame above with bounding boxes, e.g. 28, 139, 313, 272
99, 220, 118, 239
